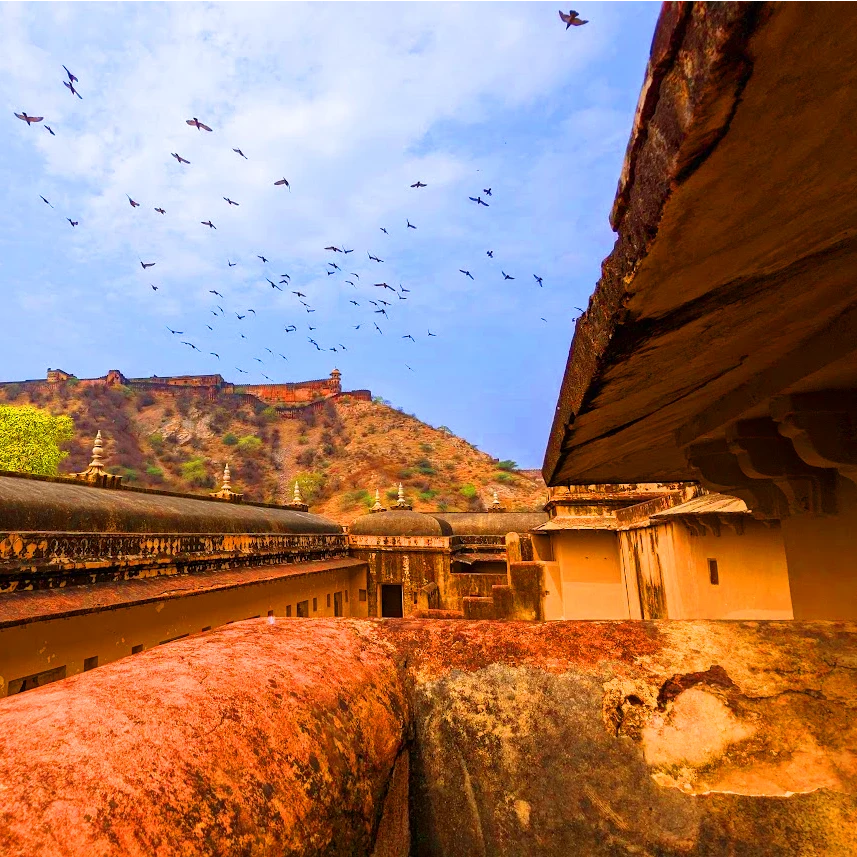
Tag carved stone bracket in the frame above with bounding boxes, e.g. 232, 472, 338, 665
771, 390, 857, 487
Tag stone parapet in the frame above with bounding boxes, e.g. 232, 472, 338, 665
0, 619, 855, 856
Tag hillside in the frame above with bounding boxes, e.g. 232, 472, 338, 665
0, 383, 546, 524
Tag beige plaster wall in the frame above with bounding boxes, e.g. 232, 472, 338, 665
781, 477, 857, 620
548, 530, 630, 619
663, 521, 793, 619
0, 565, 367, 698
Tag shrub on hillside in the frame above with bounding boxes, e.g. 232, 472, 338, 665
0, 404, 74, 476
236, 435, 262, 455
415, 458, 436, 476
223, 432, 238, 446
420, 443, 433, 453
497, 460, 518, 472
295, 472, 324, 503
459, 483, 477, 499
343, 489, 373, 509
145, 464, 164, 482
297, 434, 309, 445
181, 458, 211, 487
108, 465, 139, 483
138, 392, 156, 408
296, 448, 315, 468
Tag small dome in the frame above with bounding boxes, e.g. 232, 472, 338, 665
349, 510, 452, 537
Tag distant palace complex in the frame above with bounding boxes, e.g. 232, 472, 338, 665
0, 367, 371, 415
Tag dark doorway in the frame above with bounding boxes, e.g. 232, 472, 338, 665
333, 591, 343, 617
381, 584, 404, 618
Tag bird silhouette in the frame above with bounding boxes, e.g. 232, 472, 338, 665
201, 220, 216, 229
328, 262, 341, 270
349, 300, 359, 306
368, 253, 383, 262
186, 117, 213, 131
306, 308, 316, 313
378, 299, 391, 306
407, 220, 416, 229
140, 260, 156, 269
40, 196, 53, 208
154, 207, 166, 214
380, 227, 388, 235
374, 323, 383, 334
308, 325, 316, 331
354, 325, 361, 330
406, 365, 415, 372
63, 65, 78, 83
559, 9, 588, 28
327, 270, 336, 276
171, 153, 190, 165
534, 275, 543, 287
402, 334, 415, 342
280, 273, 291, 280
410, 181, 427, 188
399, 285, 410, 293
258, 255, 268, 263
67, 218, 78, 227
236, 367, 248, 374
487, 250, 494, 258
233, 148, 247, 159
428, 330, 437, 336
469, 196, 489, 207
209, 289, 223, 297
342, 247, 354, 254
285, 325, 297, 332
279, 354, 287, 360
228, 260, 236, 267
265, 348, 273, 354
274, 178, 291, 190
350, 273, 360, 278
151, 285, 159, 291
398, 293, 408, 300
166, 327, 182, 334
309, 338, 321, 350
44, 125, 55, 136
325, 246, 342, 253
253, 357, 263, 363
345, 280, 355, 287
127, 195, 140, 207
502, 271, 514, 280
63, 81, 82, 99
541, 317, 548, 322
369, 300, 378, 307
207, 325, 213, 331
483, 188, 492, 196
210, 352, 220, 358
574, 306, 586, 313
211, 310, 217, 316
248, 309, 256, 315
236, 313, 245, 320
460, 270, 473, 279
293, 291, 306, 298
14, 112, 43, 125
375, 309, 388, 318
223, 197, 239, 205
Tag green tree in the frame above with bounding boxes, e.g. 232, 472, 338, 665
0, 404, 74, 476
497, 460, 518, 472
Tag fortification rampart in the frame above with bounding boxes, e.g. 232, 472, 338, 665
1, 368, 370, 414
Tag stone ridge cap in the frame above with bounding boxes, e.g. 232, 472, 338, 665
0, 556, 365, 629
0, 469, 324, 515
0, 529, 347, 539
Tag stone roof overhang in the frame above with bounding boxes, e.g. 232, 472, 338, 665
543, 3, 857, 488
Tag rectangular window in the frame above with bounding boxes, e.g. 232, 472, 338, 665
83, 656, 98, 672
131, 644, 144, 654
345, 590, 349, 603
267, 610, 274, 617
327, 593, 331, 608
359, 589, 367, 602
201, 626, 212, 633
313, 597, 318, 612
708, 558, 720, 585
286, 605, 292, 617
413, 591, 418, 604
7, 665, 67, 695
297, 600, 309, 617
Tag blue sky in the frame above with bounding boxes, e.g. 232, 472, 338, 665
0, 2, 660, 468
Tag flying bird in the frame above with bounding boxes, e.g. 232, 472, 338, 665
469, 196, 489, 207
151, 285, 159, 291
285, 325, 297, 332
399, 285, 410, 293
253, 358, 263, 363
154, 207, 166, 214
308, 325, 316, 331
40, 196, 53, 208
541, 317, 548, 322
292, 291, 306, 298
327, 270, 336, 276
236, 367, 248, 374
574, 306, 586, 313
274, 178, 291, 190
324, 246, 342, 253
248, 309, 256, 315
342, 247, 354, 254
228, 260, 236, 267
368, 253, 383, 262
374, 283, 394, 291
398, 293, 408, 300
233, 148, 247, 159
280, 273, 291, 280
460, 270, 474, 279
258, 255, 268, 263
402, 334, 415, 342
44, 125, 55, 136
127, 195, 140, 207
406, 365, 415, 372
380, 227, 388, 235
63, 81, 82, 99
62, 65, 78, 83
428, 330, 436, 336
201, 220, 216, 229
534, 275, 543, 287
354, 325, 361, 330
375, 308, 388, 318
487, 250, 494, 258
210, 352, 220, 358
378, 299, 391, 306
374, 323, 383, 334
349, 300, 359, 306
209, 289, 223, 297
350, 273, 360, 278
407, 220, 416, 229
265, 348, 273, 354
328, 262, 341, 271
345, 280, 355, 287
171, 153, 190, 165
410, 181, 427, 188
140, 260, 156, 269
279, 354, 287, 360
186, 117, 213, 131
502, 271, 515, 280
223, 197, 239, 205
166, 327, 183, 335
559, 9, 588, 28
483, 188, 492, 196
207, 325, 213, 331
14, 112, 43, 125
67, 218, 78, 227
236, 313, 245, 320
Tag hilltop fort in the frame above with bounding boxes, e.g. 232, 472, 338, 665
1, 367, 371, 417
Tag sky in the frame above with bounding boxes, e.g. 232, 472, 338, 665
0, 1, 661, 469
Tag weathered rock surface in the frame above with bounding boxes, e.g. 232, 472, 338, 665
0, 619, 855, 856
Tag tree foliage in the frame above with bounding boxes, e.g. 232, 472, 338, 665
0, 404, 74, 476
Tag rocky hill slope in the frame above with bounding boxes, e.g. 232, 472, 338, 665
0, 383, 546, 524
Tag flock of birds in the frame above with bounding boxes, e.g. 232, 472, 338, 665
14, 11, 588, 382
